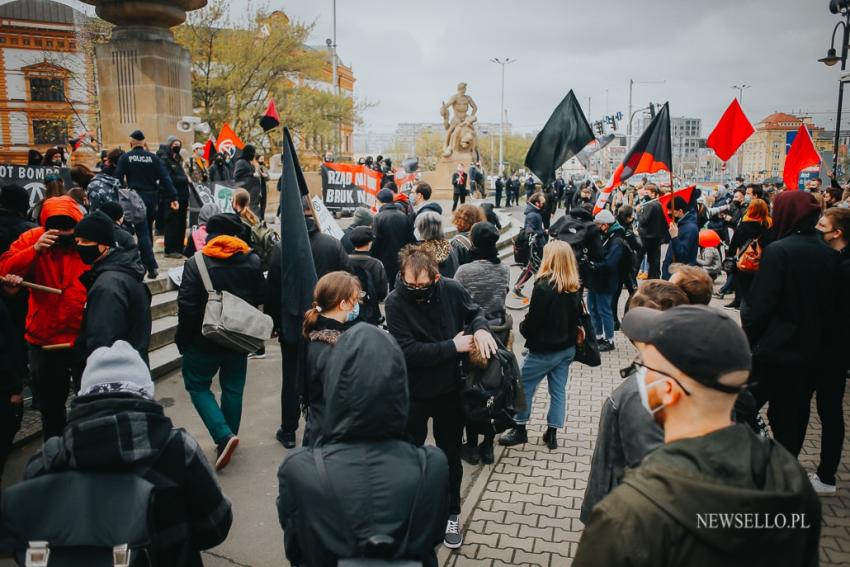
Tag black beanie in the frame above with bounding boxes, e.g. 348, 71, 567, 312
74, 211, 115, 246
471, 221, 499, 251
206, 213, 244, 237
350, 226, 374, 247
0, 184, 29, 215
99, 201, 125, 222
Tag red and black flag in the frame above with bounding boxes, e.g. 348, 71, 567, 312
595, 102, 672, 213
260, 99, 281, 132
525, 90, 595, 186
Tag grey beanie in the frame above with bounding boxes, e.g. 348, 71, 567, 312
80, 340, 155, 400
166, 135, 180, 147
351, 207, 373, 228
594, 210, 616, 225
199, 203, 221, 224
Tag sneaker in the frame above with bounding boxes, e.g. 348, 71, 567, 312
479, 439, 494, 465
723, 301, 740, 311
215, 435, 239, 471
461, 443, 480, 465
276, 427, 296, 449
598, 339, 615, 352
444, 514, 463, 548
165, 252, 184, 259
146, 269, 159, 280
542, 427, 558, 451
498, 426, 528, 446
809, 473, 837, 496
712, 291, 726, 299
248, 347, 266, 360
512, 286, 525, 297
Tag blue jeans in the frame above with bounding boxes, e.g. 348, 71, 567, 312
587, 291, 614, 341
515, 346, 576, 428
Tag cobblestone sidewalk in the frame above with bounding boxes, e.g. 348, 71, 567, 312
447, 318, 850, 566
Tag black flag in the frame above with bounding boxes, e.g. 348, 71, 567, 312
279, 127, 317, 345
524, 90, 595, 186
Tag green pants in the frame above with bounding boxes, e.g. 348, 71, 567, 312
182, 347, 248, 444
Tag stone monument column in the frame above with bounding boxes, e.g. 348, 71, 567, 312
82, 0, 206, 149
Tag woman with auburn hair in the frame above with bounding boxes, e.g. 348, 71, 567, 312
500, 241, 582, 451
726, 198, 772, 310
300, 270, 362, 446
450, 204, 485, 266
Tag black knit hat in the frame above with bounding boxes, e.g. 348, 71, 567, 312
129, 130, 145, 141
470, 221, 499, 251
0, 184, 29, 215
74, 211, 115, 246
99, 201, 125, 222
350, 226, 374, 247
206, 213, 244, 237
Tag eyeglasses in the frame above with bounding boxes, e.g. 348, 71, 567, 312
620, 359, 691, 397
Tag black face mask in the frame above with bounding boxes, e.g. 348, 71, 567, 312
173, 146, 182, 155
76, 243, 103, 265
403, 281, 437, 304
56, 234, 76, 248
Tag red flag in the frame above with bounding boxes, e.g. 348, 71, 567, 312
594, 102, 672, 213
259, 99, 281, 132
202, 138, 215, 164
215, 122, 244, 159
706, 99, 754, 162
783, 124, 821, 191
658, 185, 696, 223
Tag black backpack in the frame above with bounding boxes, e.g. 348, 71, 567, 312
352, 264, 382, 325
462, 346, 526, 435
512, 229, 532, 265
554, 216, 590, 261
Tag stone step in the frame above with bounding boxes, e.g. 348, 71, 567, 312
149, 315, 178, 352
150, 290, 178, 320
150, 342, 181, 380
146, 275, 176, 296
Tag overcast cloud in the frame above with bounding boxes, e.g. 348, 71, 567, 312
69, 0, 845, 135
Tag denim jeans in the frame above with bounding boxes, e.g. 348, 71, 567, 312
182, 347, 248, 444
587, 291, 614, 341
515, 346, 576, 428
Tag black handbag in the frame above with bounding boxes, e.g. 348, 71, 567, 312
574, 297, 601, 367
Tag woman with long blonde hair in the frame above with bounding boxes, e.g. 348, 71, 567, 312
500, 241, 582, 451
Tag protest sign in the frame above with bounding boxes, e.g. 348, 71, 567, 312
311, 195, 345, 240
320, 162, 382, 212
0, 165, 73, 209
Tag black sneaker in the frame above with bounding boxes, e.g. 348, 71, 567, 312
724, 301, 740, 311
598, 340, 615, 352
498, 426, 528, 446
542, 427, 558, 451
512, 286, 525, 297
479, 439, 494, 465
248, 347, 266, 360
444, 514, 463, 549
461, 443, 480, 465
276, 428, 296, 448
215, 435, 239, 471
146, 269, 159, 280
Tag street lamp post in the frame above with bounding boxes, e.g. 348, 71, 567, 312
327, 0, 339, 157
819, 1, 850, 177
732, 84, 750, 180
491, 58, 515, 176
627, 79, 665, 147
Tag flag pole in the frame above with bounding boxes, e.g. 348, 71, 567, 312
667, 170, 675, 223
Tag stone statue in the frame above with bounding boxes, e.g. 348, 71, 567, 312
80, 0, 207, 28
440, 82, 478, 158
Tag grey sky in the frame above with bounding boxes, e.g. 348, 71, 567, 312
256, 0, 844, 135
69, 0, 845, 135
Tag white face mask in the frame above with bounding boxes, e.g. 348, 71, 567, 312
634, 366, 667, 415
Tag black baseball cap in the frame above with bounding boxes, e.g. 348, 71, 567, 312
622, 305, 751, 393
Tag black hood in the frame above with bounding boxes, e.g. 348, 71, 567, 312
321, 324, 409, 443
81, 245, 146, 288
569, 207, 593, 222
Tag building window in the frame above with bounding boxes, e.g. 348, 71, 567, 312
30, 78, 65, 102
32, 119, 68, 145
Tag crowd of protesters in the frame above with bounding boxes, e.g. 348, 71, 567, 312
0, 132, 847, 567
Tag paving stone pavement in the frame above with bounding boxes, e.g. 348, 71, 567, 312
445, 294, 850, 567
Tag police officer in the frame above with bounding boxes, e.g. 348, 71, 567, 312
113, 130, 179, 279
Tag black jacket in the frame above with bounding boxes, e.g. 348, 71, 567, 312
22, 394, 232, 566
742, 231, 841, 366
78, 247, 151, 363
208, 161, 233, 182
278, 325, 448, 567
451, 172, 467, 195
0, 210, 36, 255
385, 277, 489, 399
415, 201, 443, 218
113, 146, 177, 200
160, 151, 190, 202
0, 298, 24, 397
176, 247, 266, 353
519, 278, 580, 352
728, 220, 767, 257
349, 250, 389, 304
637, 199, 667, 241
308, 219, 351, 278
371, 203, 415, 287
302, 317, 353, 446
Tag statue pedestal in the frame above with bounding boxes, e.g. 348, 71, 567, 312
422, 153, 477, 200
94, 26, 193, 149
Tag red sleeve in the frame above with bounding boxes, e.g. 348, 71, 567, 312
0, 228, 42, 279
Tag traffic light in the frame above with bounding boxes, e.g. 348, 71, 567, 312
607, 115, 618, 131
594, 121, 604, 135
